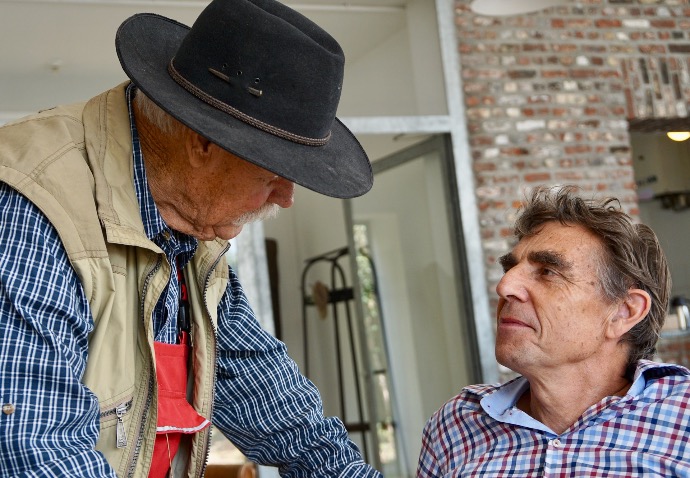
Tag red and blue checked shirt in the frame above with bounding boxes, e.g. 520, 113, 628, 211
0, 84, 379, 478
418, 360, 690, 477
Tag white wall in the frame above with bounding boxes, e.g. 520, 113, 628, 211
339, 0, 446, 118
340, 27, 416, 117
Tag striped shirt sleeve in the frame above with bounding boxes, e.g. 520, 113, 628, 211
0, 183, 116, 477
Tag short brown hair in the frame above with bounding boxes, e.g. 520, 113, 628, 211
513, 185, 670, 379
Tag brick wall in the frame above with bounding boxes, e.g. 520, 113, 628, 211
454, 0, 690, 312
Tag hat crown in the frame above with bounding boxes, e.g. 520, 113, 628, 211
172, 0, 344, 142
115, 0, 372, 198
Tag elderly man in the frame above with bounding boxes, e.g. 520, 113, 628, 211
418, 186, 690, 477
0, 0, 379, 477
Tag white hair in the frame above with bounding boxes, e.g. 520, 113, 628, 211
133, 90, 182, 136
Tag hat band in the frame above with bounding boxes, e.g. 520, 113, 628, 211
168, 60, 331, 147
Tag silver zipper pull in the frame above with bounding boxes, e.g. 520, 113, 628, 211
116, 403, 128, 448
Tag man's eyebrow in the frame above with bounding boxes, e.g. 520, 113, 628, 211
528, 250, 572, 270
498, 253, 517, 270
498, 250, 574, 272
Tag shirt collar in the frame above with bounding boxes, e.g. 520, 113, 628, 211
480, 376, 557, 435
631, 359, 690, 394
479, 360, 689, 437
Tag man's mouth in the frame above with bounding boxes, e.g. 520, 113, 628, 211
498, 317, 532, 328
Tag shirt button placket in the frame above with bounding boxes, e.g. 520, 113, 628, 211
544, 438, 563, 477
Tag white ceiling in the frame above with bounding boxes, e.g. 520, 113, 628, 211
0, 0, 407, 114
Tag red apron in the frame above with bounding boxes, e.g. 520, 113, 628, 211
149, 335, 211, 478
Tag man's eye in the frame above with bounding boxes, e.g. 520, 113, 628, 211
540, 267, 556, 276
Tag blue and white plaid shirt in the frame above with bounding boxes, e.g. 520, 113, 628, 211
0, 85, 378, 478
418, 360, 690, 477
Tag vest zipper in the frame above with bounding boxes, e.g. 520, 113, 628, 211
127, 256, 163, 478
197, 244, 229, 478
99, 399, 133, 449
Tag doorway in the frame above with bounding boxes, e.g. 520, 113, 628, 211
344, 135, 480, 476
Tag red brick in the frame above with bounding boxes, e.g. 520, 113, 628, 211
571, 69, 597, 78
470, 136, 494, 146
565, 145, 592, 155
501, 147, 530, 156
553, 44, 579, 52
523, 44, 548, 52
466, 96, 481, 107
508, 70, 537, 79
639, 45, 667, 54
595, 19, 622, 28
651, 19, 675, 29
542, 70, 569, 78
566, 19, 592, 29
474, 162, 497, 172
670, 44, 690, 53
524, 173, 552, 182
555, 171, 585, 181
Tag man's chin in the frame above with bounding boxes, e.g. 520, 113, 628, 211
217, 225, 244, 241
202, 204, 281, 241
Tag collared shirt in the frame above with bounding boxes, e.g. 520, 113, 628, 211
0, 84, 379, 477
417, 360, 690, 477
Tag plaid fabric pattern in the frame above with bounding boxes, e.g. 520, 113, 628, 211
418, 361, 690, 477
0, 85, 379, 477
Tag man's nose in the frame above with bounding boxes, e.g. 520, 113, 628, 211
495, 265, 528, 302
268, 178, 295, 208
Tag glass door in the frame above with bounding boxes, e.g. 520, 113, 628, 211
345, 135, 479, 477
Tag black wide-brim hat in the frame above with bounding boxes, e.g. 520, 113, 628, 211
115, 0, 372, 199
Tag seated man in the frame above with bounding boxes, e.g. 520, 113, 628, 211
417, 185, 690, 477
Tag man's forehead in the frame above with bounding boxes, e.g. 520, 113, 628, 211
511, 221, 602, 261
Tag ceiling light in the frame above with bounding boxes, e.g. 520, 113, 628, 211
469, 0, 569, 16
667, 132, 690, 142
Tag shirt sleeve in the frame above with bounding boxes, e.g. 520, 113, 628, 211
417, 412, 444, 478
212, 267, 382, 478
0, 184, 116, 477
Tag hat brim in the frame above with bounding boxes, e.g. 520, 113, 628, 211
116, 13, 372, 199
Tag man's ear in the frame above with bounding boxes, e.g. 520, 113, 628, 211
607, 288, 651, 339
184, 130, 212, 168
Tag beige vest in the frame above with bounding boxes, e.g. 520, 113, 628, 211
0, 83, 229, 477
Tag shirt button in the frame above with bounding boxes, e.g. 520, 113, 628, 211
2, 403, 15, 415
162, 230, 171, 241
550, 438, 561, 448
